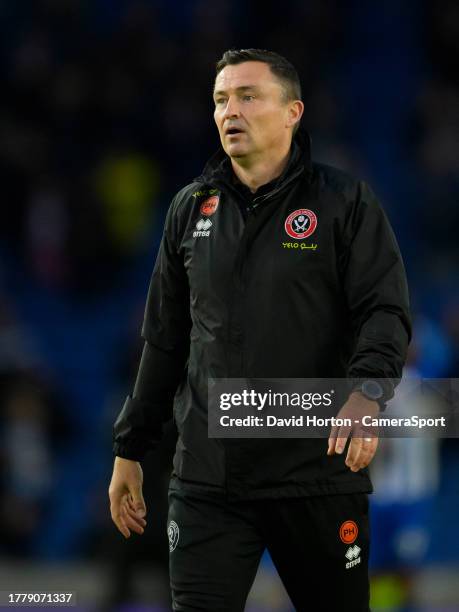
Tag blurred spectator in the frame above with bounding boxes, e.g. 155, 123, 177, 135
94, 152, 160, 254
369, 348, 440, 610
0, 374, 68, 556
443, 298, 459, 377
0, 299, 42, 371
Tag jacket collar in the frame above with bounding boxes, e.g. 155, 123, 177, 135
196, 127, 313, 189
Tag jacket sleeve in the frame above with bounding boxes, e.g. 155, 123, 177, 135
342, 181, 412, 406
113, 195, 191, 461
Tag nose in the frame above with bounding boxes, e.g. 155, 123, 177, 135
222, 96, 240, 119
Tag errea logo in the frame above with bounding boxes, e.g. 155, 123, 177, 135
340, 520, 361, 569
193, 218, 212, 238
345, 545, 361, 569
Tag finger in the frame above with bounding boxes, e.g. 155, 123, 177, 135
129, 488, 147, 519
327, 424, 339, 454
110, 507, 130, 539
124, 502, 147, 527
125, 501, 147, 524
345, 437, 363, 469
349, 438, 378, 471
335, 424, 351, 455
127, 494, 147, 517
109, 490, 131, 538
355, 438, 379, 471
122, 505, 145, 535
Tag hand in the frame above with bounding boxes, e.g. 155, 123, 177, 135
327, 391, 379, 472
109, 456, 147, 538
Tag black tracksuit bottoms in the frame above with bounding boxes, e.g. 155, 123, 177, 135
167, 478, 371, 612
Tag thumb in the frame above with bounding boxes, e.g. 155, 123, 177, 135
130, 486, 146, 517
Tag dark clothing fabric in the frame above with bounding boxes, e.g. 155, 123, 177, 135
232, 140, 302, 212
168, 478, 370, 611
113, 128, 411, 500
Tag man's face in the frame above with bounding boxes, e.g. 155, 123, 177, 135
213, 61, 292, 160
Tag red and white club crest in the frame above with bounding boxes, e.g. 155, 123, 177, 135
284, 208, 317, 239
200, 195, 219, 217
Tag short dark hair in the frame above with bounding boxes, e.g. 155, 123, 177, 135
215, 48, 302, 103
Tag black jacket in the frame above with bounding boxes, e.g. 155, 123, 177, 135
113, 130, 411, 500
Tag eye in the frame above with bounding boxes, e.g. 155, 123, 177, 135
215, 98, 226, 106
243, 95, 255, 102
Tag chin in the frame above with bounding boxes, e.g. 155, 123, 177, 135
225, 144, 249, 158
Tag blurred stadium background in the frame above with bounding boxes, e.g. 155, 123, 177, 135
0, 0, 458, 610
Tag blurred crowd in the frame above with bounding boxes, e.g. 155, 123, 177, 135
0, 0, 458, 610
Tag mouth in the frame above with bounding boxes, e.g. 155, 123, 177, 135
225, 127, 245, 136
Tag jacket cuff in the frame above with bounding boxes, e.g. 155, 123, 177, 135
113, 394, 164, 461
113, 438, 152, 462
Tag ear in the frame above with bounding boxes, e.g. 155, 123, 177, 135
286, 100, 304, 130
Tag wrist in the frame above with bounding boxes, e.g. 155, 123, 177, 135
350, 390, 380, 411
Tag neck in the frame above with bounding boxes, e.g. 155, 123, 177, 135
230, 141, 292, 194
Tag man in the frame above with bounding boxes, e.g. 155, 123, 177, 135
109, 49, 411, 611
